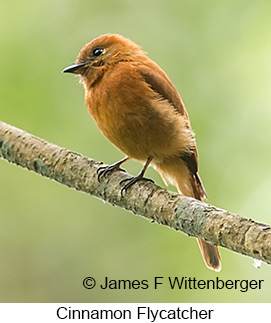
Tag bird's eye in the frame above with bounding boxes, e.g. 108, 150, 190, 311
93, 48, 104, 57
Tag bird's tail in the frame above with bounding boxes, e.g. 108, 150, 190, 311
155, 158, 221, 272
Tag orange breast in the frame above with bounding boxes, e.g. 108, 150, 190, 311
85, 62, 195, 162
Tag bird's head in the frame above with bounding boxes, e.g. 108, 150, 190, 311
62, 34, 145, 85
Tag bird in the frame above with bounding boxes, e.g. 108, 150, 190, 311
63, 33, 221, 272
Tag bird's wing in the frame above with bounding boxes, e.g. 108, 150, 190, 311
138, 63, 188, 117
138, 62, 206, 199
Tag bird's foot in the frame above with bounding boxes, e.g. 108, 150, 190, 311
120, 175, 154, 196
97, 162, 126, 182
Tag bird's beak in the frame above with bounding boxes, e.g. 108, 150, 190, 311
62, 62, 87, 74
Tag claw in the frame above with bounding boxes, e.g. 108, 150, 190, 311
120, 176, 154, 196
97, 156, 154, 196
97, 164, 125, 182
119, 156, 154, 196
97, 157, 129, 182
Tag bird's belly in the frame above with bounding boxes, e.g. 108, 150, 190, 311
92, 102, 195, 162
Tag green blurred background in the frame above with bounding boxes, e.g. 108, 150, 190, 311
0, 0, 270, 302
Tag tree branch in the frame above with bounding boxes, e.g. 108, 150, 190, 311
0, 120, 270, 265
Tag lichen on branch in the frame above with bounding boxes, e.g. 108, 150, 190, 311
0, 120, 270, 265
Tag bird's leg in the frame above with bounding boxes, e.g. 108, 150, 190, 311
120, 156, 153, 195
97, 156, 129, 182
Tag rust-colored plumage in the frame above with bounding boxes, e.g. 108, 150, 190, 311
63, 33, 221, 271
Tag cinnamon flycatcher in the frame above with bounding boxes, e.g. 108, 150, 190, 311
63, 33, 221, 272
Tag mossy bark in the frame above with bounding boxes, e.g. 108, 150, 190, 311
1, 120, 270, 264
